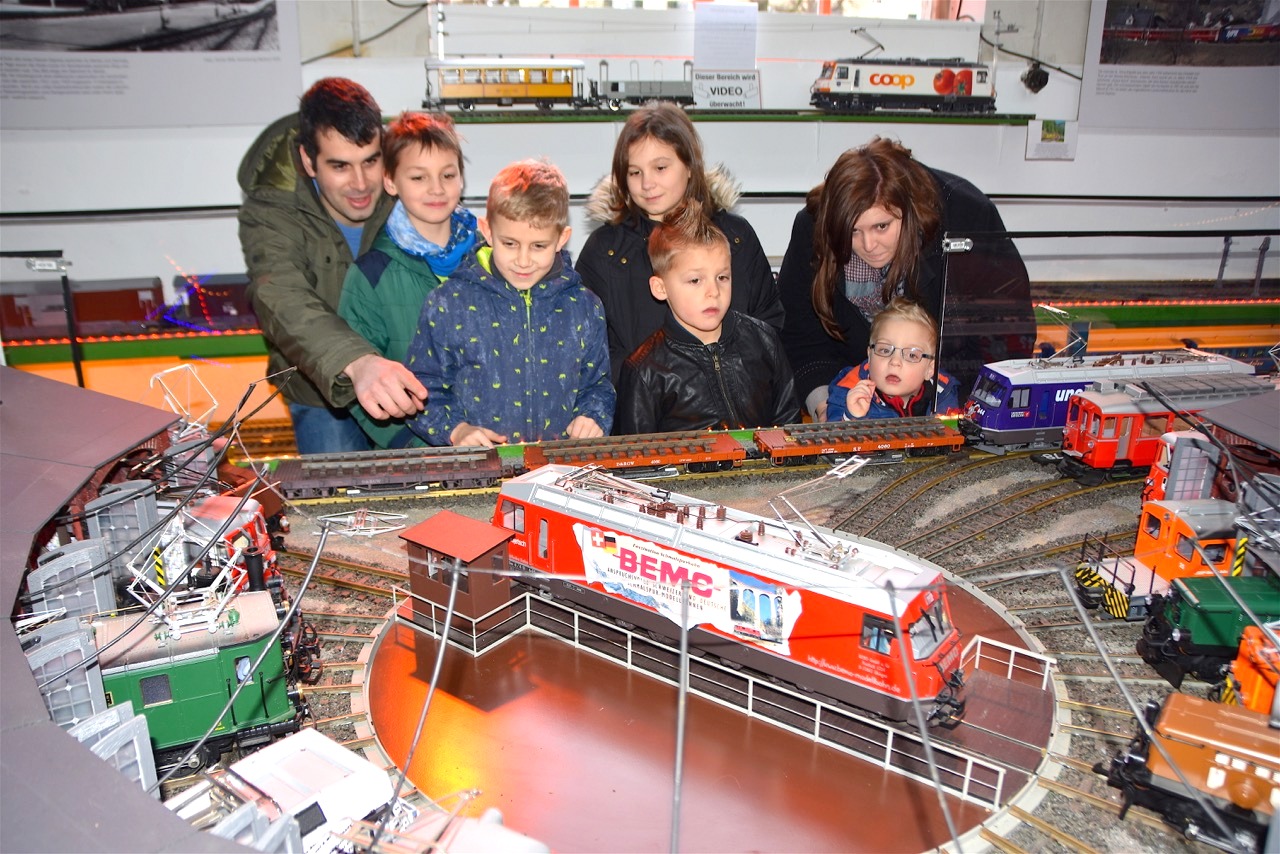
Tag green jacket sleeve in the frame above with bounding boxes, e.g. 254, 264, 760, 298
240, 196, 376, 408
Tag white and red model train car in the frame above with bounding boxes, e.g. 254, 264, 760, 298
494, 464, 965, 722
810, 57, 995, 114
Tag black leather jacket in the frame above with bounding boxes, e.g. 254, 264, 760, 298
617, 309, 799, 434
578, 171, 785, 385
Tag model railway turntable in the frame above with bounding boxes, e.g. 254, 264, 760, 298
365, 464, 1060, 850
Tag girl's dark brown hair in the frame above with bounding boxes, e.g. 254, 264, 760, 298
808, 137, 941, 340
607, 103, 713, 225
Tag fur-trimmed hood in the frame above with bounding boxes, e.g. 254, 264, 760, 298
583, 163, 743, 227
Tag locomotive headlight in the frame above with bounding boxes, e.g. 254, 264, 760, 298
1171, 628, 1184, 642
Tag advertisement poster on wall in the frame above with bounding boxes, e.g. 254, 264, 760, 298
0, 0, 301, 130
1078, 0, 1279, 130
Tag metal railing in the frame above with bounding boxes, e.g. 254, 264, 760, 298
390, 583, 1010, 808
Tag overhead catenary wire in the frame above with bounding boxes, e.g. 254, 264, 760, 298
369, 551, 462, 848
147, 523, 333, 794
26, 371, 293, 606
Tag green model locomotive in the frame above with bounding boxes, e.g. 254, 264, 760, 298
1138, 574, 1280, 690
96, 590, 304, 767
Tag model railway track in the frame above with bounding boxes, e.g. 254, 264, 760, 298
280, 550, 408, 595
226, 419, 295, 459
285, 595, 388, 754
961, 532, 1136, 582
836, 454, 971, 534
904, 479, 1138, 559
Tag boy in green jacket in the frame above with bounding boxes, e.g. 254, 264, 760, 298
338, 111, 477, 449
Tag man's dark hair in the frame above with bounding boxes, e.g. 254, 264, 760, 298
297, 77, 382, 161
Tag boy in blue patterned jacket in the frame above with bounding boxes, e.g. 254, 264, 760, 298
404, 160, 615, 447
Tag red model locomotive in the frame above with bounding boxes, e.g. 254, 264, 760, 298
494, 464, 966, 723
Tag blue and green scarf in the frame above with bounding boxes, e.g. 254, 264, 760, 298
385, 202, 478, 279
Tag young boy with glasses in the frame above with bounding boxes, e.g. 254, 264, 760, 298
826, 297, 959, 420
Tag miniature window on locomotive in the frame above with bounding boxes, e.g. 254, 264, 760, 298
484, 69, 502, 84
971, 375, 1002, 406
1176, 533, 1195, 561
552, 69, 570, 84
140, 673, 172, 707
1142, 415, 1170, 438
464, 69, 481, 84
505, 69, 523, 84
860, 616, 894, 655
529, 69, 545, 84
1142, 511, 1162, 539
444, 69, 461, 84
836, 66, 850, 80
499, 500, 524, 533
909, 599, 952, 659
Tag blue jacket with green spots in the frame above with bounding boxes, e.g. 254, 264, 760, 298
404, 247, 615, 445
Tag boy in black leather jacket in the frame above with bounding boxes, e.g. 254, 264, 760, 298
616, 202, 798, 434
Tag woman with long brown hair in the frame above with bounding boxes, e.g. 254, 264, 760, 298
778, 137, 1034, 420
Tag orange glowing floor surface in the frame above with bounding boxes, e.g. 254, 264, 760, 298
367, 620, 996, 853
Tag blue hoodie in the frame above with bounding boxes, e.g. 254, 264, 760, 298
404, 247, 615, 445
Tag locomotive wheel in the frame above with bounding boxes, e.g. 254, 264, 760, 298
1076, 469, 1107, 487
609, 99, 622, 112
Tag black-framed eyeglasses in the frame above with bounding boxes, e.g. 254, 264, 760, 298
868, 342, 934, 363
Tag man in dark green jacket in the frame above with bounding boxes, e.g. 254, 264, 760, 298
238, 77, 426, 453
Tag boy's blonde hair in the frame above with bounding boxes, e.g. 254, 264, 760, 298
869, 298, 940, 350
487, 159, 569, 231
647, 199, 730, 278
383, 111, 464, 178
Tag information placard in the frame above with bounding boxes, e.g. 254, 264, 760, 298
692, 70, 762, 110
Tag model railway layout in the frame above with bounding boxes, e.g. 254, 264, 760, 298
5, 369, 1278, 852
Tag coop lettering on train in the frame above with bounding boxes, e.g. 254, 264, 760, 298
618, 548, 715, 598
869, 73, 916, 88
